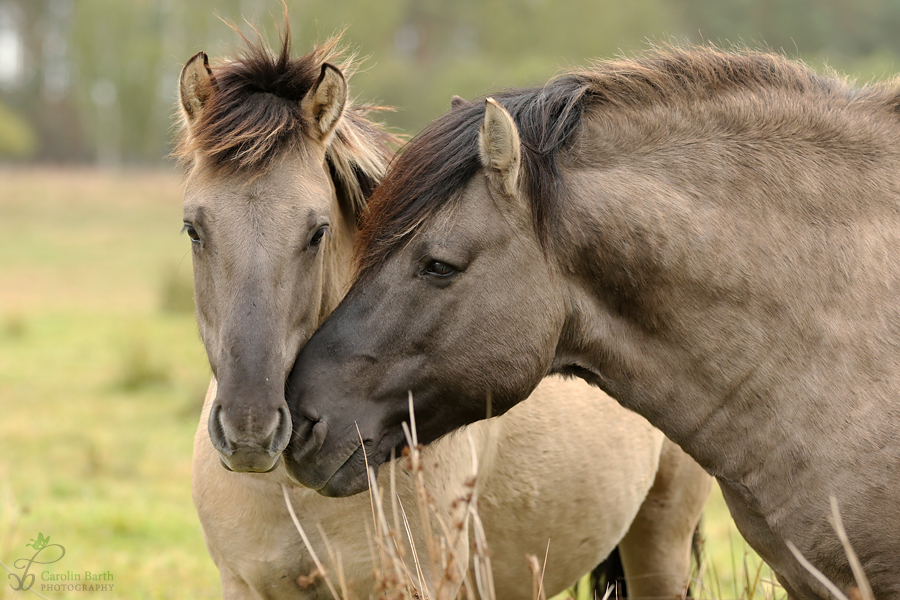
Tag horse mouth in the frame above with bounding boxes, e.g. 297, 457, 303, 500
283, 438, 379, 497
219, 456, 280, 474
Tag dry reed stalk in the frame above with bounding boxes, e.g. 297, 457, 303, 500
280, 393, 499, 600
525, 544, 550, 600
739, 552, 766, 600
463, 438, 496, 600
399, 392, 488, 600
316, 521, 352, 599
390, 449, 423, 591
367, 466, 420, 598
0, 481, 19, 568
786, 541, 848, 600
786, 496, 874, 600
829, 498, 874, 600
459, 433, 491, 600
359, 424, 420, 598
281, 483, 342, 599
402, 394, 445, 596
400, 501, 428, 592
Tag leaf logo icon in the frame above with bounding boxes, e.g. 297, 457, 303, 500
26, 533, 49, 551
9, 533, 65, 591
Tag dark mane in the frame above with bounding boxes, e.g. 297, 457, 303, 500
356, 45, 897, 275
176, 26, 397, 216
355, 78, 587, 276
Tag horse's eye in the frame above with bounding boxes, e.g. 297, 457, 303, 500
182, 222, 201, 244
424, 260, 456, 277
309, 225, 329, 247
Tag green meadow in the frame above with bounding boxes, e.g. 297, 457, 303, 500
0, 168, 779, 599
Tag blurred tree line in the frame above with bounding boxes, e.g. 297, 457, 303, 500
1, 0, 900, 166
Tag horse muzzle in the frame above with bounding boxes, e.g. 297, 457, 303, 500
208, 402, 292, 473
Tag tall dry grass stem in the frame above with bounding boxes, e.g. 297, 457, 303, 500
280, 392, 502, 600
786, 496, 874, 600
281, 483, 342, 599
829, 497, 873, 600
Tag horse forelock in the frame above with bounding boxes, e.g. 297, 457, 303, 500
355, 44, 900, 278
175, 26, 396, 220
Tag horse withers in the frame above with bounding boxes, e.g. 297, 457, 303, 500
177, 30, 710, 600
284, 47, 900, 599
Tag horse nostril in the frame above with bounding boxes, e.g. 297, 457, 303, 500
208, 403, 234, 456
268, 405, 292, 455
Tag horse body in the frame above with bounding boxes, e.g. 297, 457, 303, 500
284, 48, 900, 598
556, 93, 900, 596
552, 155, 900, 597
178, 32, 709, 599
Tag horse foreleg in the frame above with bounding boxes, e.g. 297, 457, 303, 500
618, 437, 712, 600
218, 566, 268, 600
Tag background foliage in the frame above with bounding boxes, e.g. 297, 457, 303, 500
2, 0, 900, 165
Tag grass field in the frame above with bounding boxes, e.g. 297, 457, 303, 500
0, 168, 782, 599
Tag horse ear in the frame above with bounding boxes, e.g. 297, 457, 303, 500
179, 51, 217, 126
479, 97, 521, 197
301, 63, 347, 143
450, 95, 469, 110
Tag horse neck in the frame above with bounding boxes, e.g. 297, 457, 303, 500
553, 100, 900, 477
318, 113, 394, 322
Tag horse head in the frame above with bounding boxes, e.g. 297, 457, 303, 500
177, 34, 391, 474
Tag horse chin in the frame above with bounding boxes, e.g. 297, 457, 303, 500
317, 444, 374, 497
283, 430, 401, 497
282, 439, 367, 496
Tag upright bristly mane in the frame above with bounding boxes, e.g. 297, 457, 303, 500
175, 25, 397, 216
356, 44, 900, 276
